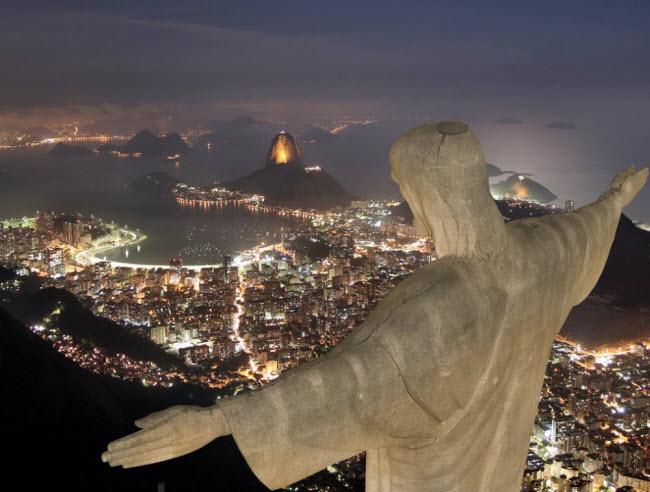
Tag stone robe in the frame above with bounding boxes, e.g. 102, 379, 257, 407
218, 187, 622, 491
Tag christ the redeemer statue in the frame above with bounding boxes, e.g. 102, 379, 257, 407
102, 121, 648, 491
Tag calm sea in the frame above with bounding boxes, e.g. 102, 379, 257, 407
0, 148, 299, 264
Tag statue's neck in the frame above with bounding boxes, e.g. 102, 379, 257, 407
429, 194, 508, 261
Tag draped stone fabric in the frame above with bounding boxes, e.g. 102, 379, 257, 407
217, 122, 635, 491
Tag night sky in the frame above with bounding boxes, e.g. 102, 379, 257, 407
2, 0, 649, 218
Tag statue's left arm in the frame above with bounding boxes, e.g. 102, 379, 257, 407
535, 165, 647, 306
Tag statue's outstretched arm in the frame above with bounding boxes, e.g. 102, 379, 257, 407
214, 334, 436, 490
102, 330, 436, 490
527, 165, 647, 306
102, 402, 231, 469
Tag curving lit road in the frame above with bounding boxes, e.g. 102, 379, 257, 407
75, 223, 283, 271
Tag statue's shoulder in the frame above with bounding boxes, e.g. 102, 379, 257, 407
351, 255, 508, 422
332, 255, 503, 353
392, 255, 485, 300
328, 256, 455, 349
324, 256, 508, 422
374, 254, 504, 337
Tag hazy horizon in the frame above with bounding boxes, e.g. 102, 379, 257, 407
1, 0, 649, 219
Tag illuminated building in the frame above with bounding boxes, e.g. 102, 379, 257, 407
179, 344, 211, 364
150, 325, 168, 345
46, 248, 66, 277
223, 254, 231, 281
168, 257, 182, 284
62, 219, 82, 245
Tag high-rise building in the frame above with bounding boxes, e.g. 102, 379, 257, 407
45, 248, 66, 277
223, 254, 231, 281
179, 344, 211, 364
62, 219, 82, 245
565, 200, 576, 212
150, 325, 168, 345
168, 258, 182, 284
36, 212, 53, 232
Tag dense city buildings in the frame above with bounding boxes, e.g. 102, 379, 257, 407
523, 340, 650, 491
2, 198, 649, 491
0, 201, 430, 386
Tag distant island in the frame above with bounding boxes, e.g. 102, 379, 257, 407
485, 162, 503, 177
489, 174, 557, 203
131, 171, 181, 193
196, 116, 275, 148
47, 142, 94, 158
224, 131, 352, 209
97, 130, 190, 159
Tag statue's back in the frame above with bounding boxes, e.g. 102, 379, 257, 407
353, 238, 576, 491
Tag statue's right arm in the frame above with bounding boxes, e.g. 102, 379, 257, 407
102, 316, 437, 489
212, 332, 438, 490
101, 275, 444, 489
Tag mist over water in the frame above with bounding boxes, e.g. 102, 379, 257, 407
0, 149, 299, 264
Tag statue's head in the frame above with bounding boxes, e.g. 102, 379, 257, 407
390, 121, 506, 259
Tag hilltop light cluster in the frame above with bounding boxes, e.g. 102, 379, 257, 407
265, 130, 303, 167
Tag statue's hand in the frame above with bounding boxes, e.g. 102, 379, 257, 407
608, 165, 648, 208
101, 404, 230, 468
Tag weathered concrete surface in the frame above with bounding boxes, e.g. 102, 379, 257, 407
102, 122, 648, 491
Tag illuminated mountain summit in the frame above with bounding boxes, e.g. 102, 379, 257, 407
225, 131, 352, 209
265, 131, 303, 167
